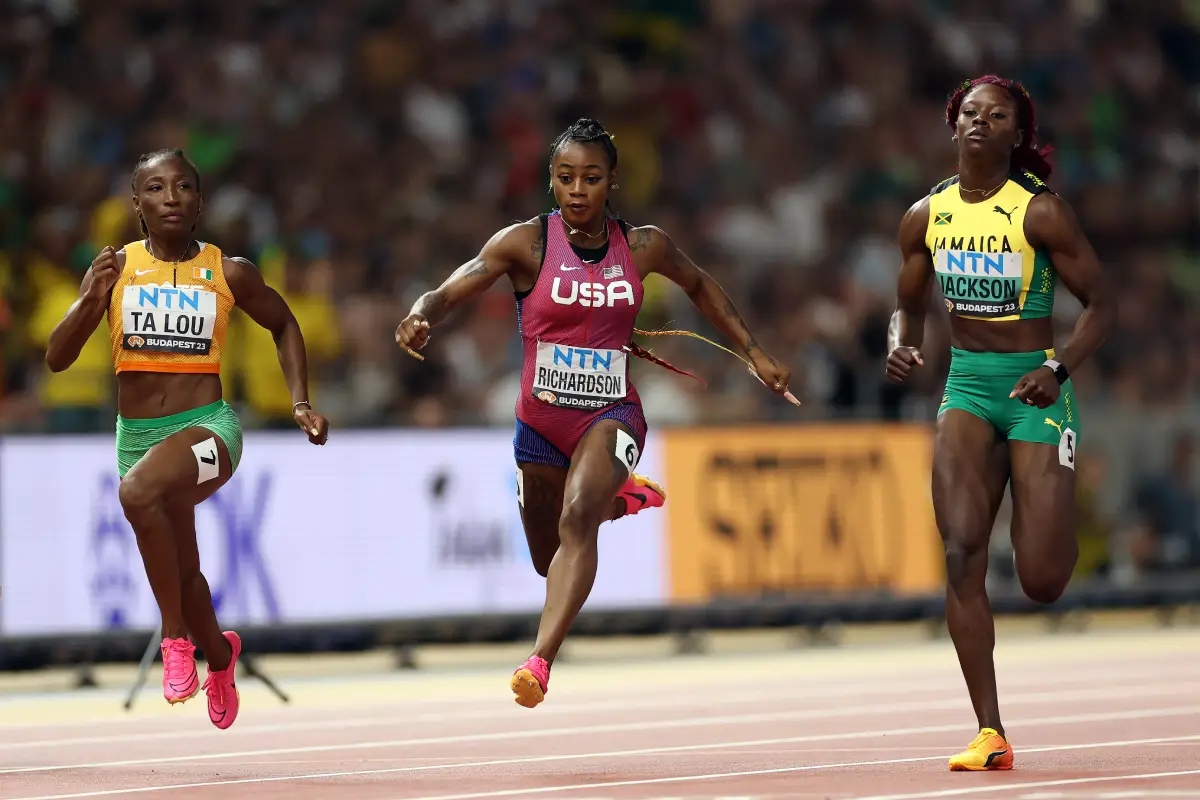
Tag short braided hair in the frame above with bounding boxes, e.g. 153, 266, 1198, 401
130, 149, 201, 235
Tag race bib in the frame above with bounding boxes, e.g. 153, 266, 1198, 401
121, 284, 217, 355
934, 249, 1024, 319
532, 342, 627, 410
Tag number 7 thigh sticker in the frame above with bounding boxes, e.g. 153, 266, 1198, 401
614, 428, 640, 474
1058, 427, 1077, 471
192, 436, 220, 484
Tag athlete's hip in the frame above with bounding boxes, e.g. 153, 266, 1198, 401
515, 398, 647, 461
947, 346, 1057, 379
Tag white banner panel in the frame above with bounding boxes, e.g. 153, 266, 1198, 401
0, 428, 665, 636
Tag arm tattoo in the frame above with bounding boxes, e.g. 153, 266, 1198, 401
629, 228, 653, 252
722, 298, 761, 355
531, 235, 544, 261
456, 258, 489, 280
414, 290, 447, 320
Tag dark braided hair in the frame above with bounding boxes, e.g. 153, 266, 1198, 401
549, 117, 618, 169
548, 118, 620, 218
945, 75, 1054, 181
130, 148, 201, 235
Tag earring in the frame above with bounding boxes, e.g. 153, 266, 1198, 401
611, 183, 619, 189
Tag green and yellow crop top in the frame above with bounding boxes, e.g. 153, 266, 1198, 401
924, 170, 1056, 322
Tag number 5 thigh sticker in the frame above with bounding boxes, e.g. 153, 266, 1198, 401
1058, 427, 1077, 470
615, 428, 640, 474
192, 436, 220, 484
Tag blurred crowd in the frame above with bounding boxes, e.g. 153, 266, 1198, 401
3, 0, 1200, 577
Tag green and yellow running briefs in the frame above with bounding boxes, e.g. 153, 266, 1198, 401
939, 348, 1079, 467
116, 399, 243, 478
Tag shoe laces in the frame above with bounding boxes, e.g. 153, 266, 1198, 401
202, 669, 228, 705
163, 639, 194, 676
971, 728, 1000, 748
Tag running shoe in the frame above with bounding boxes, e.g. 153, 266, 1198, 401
202, 631, 242, 730
948, 727, 1013, 771
616, 474, 666, 517
161, 636, 199, 704
510, 655, 550, 708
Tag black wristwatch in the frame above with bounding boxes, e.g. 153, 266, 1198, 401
1043, 358, 1069, 385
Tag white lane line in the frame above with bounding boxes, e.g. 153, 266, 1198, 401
7, 733, 1198, 800
2, 681, 1197, 774
0, 671, 994, 750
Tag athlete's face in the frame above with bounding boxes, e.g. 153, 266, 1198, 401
132, 156, 202, 238
955, 84, 1022, 158
549, 142, 615, 231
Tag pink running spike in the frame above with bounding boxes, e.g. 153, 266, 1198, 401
510, 655, 550, 708
161, 637, 199, 704
202, 631, 242, 730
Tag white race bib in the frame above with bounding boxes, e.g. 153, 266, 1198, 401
532, 341, 627, 410
121, 283, 218, 355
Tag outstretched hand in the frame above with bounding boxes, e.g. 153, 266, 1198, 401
1010, 367, 1060, 409
293, 403, 329, 445
749, 351, 800, 406
395, 313, 430, 360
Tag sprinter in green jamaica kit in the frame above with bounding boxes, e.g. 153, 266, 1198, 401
884, 75, 1115, 771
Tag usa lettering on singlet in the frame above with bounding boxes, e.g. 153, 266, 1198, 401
531, 342, 627, 410
121, 283, 218, 354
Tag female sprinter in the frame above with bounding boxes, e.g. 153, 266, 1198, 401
395, 118, 793, 708
885, 77, 1114, 770
45, 149, 329, 730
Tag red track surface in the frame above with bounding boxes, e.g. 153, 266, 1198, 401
1, 628, 1199, 799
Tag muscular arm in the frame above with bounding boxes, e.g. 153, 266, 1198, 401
224, 257, 311, 408
46, 249, 123, 373
630, 225, 764, 359
887, 198, 935, 354
1024, 192, 1115, 375
408, 222, 536, 326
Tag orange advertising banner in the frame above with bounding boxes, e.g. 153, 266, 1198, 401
662, 423, 944, 602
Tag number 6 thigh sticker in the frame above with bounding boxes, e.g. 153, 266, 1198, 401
614, 428, 640, 474
192, 436, 220, 484
1058, 427, 1077, 471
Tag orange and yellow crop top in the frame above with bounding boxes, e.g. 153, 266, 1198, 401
108, 240, 235, 375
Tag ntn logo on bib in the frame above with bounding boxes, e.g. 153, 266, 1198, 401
934, 249, 1023, 278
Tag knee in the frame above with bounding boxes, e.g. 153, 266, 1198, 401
1016, 562, 1073, 605
118, 474, 162, 523
558, 496, 604, 549
943, 535, 988, 593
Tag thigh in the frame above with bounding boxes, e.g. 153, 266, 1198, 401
123, 424, 234, 508
1007, 379, 1078, 555
1007, 438, 1076, 564
517, 461, 568, 574
932, 409, 1010, 553
563, 418, 639, 521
